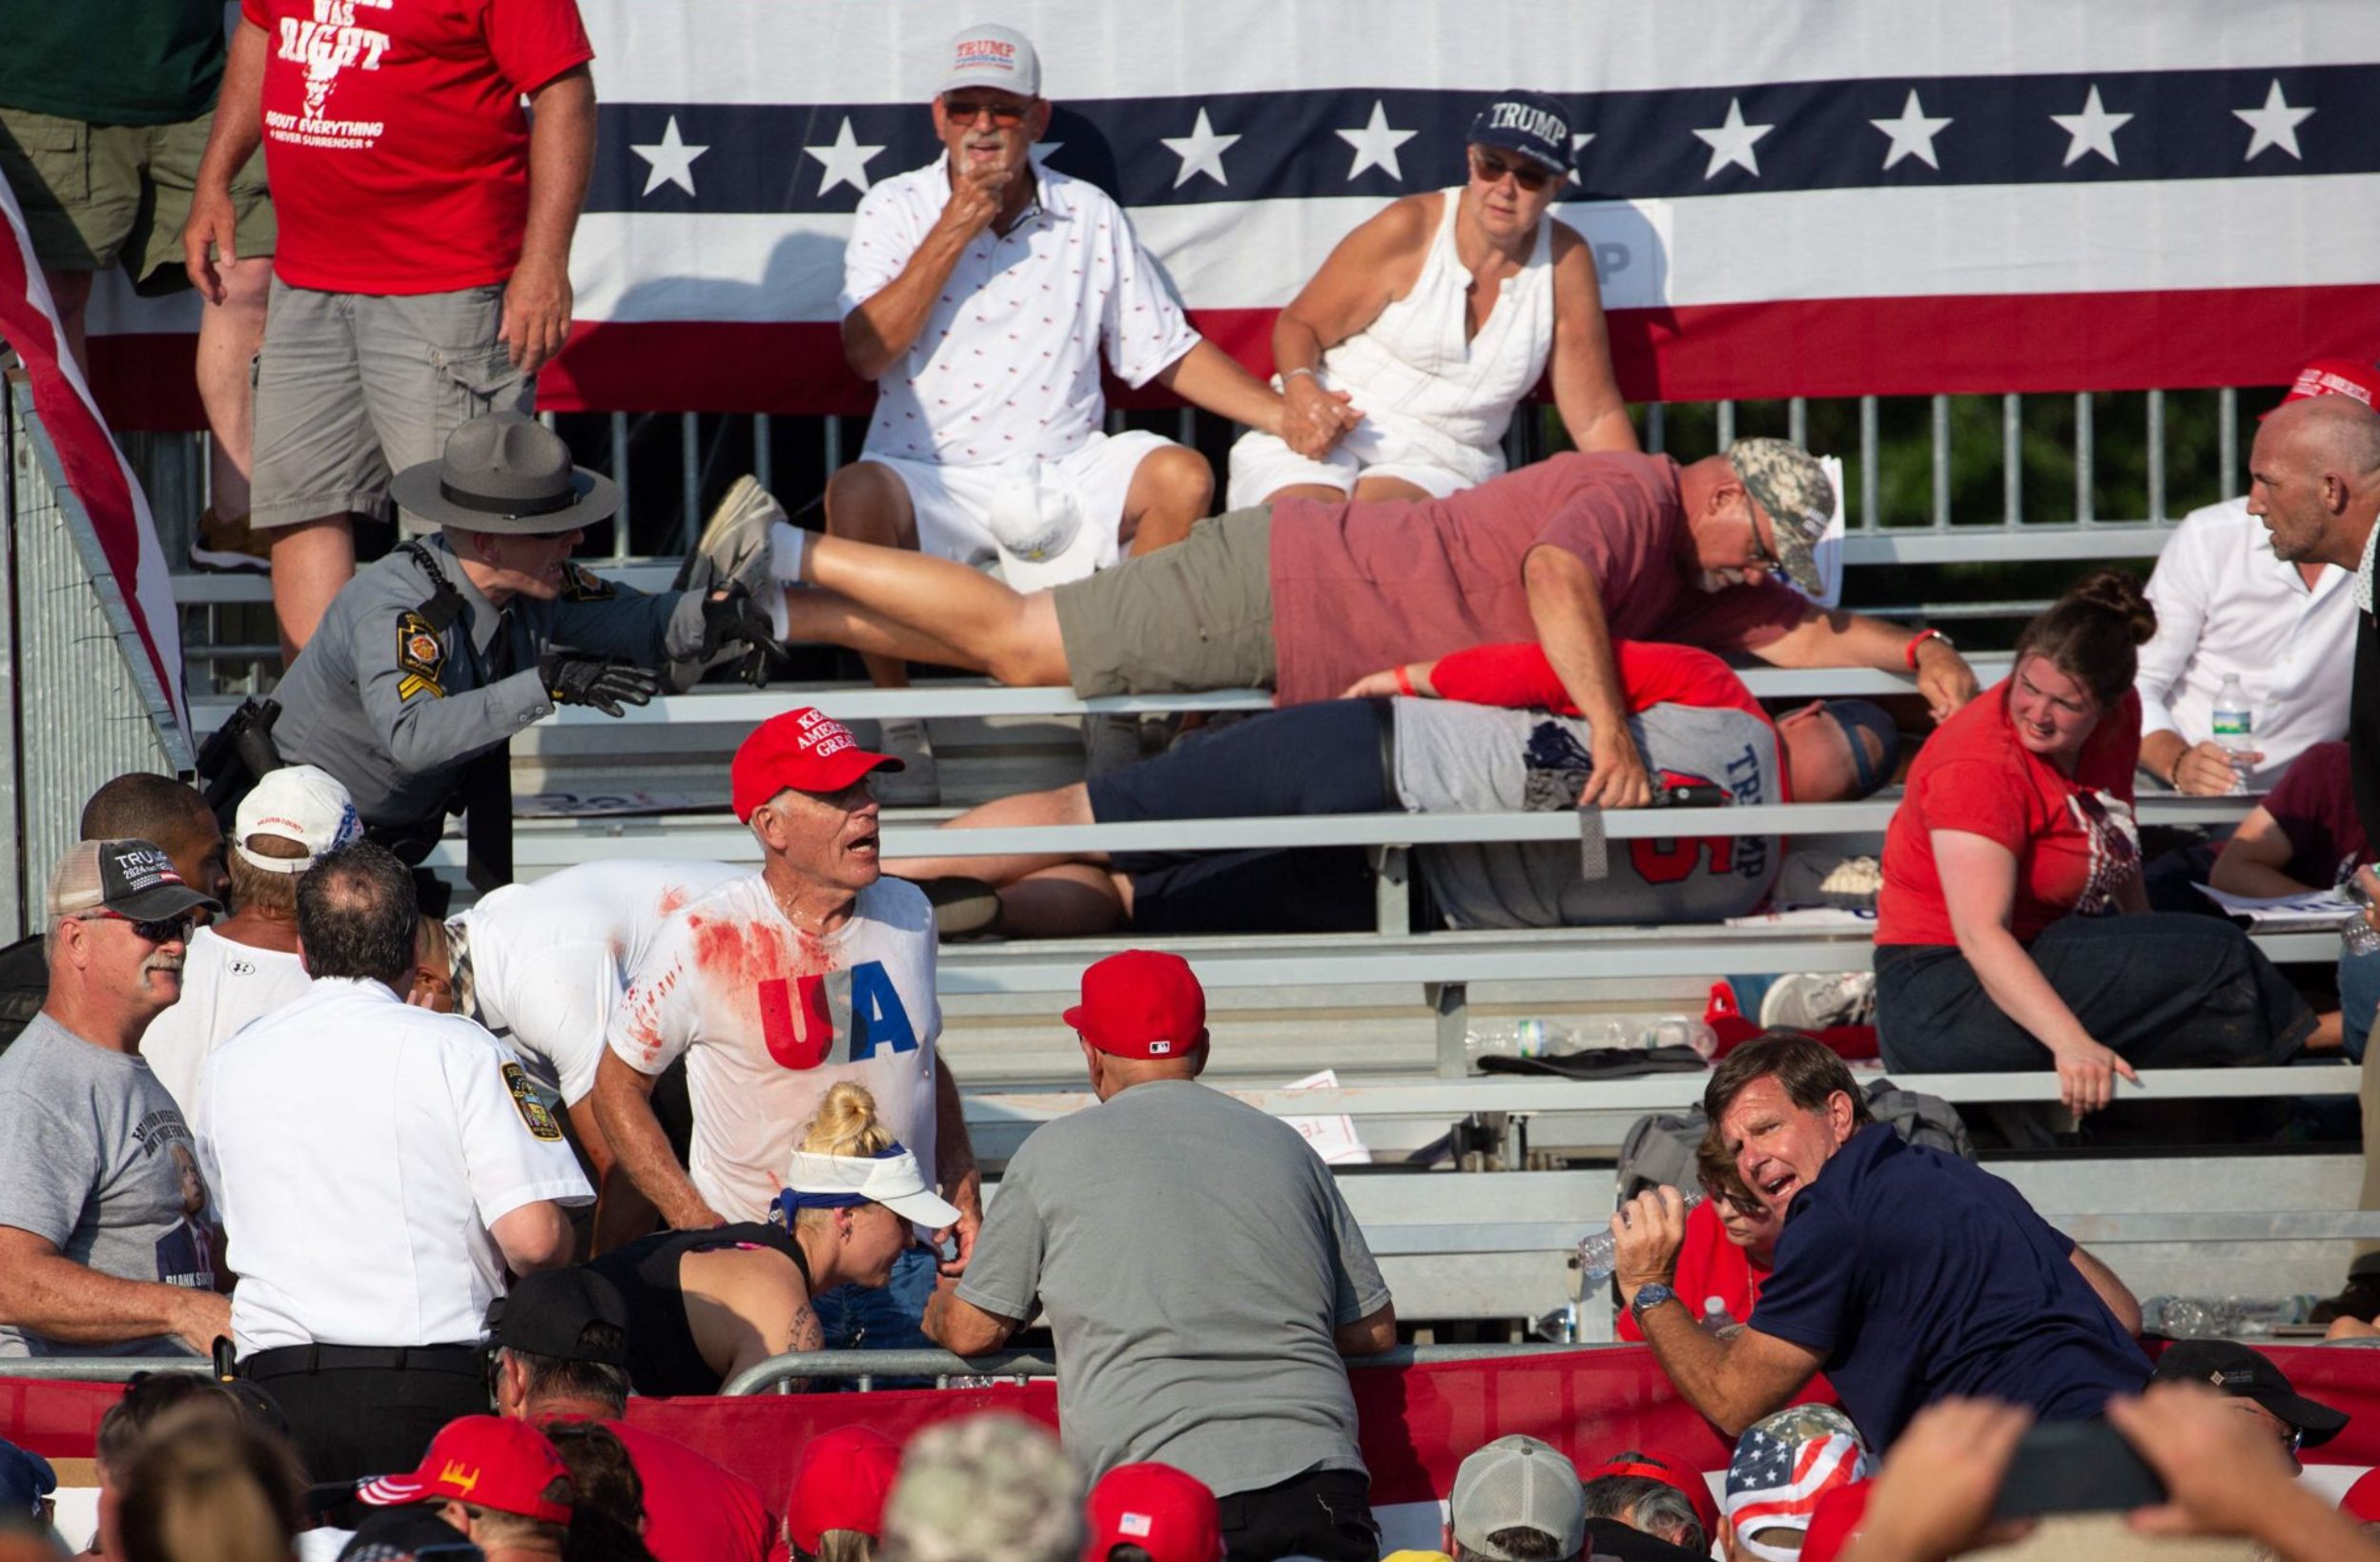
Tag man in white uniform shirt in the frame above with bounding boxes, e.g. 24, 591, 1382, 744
593, 708, 980, 1351
2138, 357, 2373, 798
196, 842, 587, 1484
827, 22, 1323, 800
141, 765, 361, 1121
425, 857, 742, 1241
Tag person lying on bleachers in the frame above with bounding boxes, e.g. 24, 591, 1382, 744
2206, 740, 2375, 1058
1871, 571, 2314, 1124
735, 440, 1980, 809
882, 641, 1899, 937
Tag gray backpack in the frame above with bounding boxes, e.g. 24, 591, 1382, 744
1614, 1079, 1974, 1203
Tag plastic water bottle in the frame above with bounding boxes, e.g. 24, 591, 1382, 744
1464, 1018, 1568, 1063
2210, 674, 2254, 794
1699, 1296, 1735, 1333
1573, 1193, 1705, 1285
2344, 873, 2380, 958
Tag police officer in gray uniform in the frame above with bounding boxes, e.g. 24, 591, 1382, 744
265, 414, 775, 879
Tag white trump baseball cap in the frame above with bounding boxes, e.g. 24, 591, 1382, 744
937, 23, 1041, 98
235, 765, 363, 874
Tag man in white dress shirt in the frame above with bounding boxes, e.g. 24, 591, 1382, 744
197, 841, 587, 1484
140, 765, 360, 1121
2138, 358, 2374, 797
825, 21, 1320, 800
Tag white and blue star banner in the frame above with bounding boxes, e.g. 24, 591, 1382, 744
81, 0, 2380, 425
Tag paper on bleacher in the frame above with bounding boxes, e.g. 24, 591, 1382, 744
1724, 906, 1877, 929
2191, 882, 2360, 930
1282, 1069, 1372, 1165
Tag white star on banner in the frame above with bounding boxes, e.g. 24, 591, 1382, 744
1161, 107, 1241, 189
1693, 97, 1773, 179
805, 116, 885, 196
2050, 85, 2132, 168
630, 114, 708, 197
1870, 89, 1952, 171
1335, 99, 1418, 182
2234, 78, 2314, 161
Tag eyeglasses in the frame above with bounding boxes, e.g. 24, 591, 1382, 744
1470, 150, 1556, 192
75, 909, 196, 944
1745, 504, 1784, 572
943, 95, 1035, 127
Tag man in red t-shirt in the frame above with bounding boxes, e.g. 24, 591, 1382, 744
489, 1268, 776, 1562
747, 442, 1979, 807
184, 0, 597, 662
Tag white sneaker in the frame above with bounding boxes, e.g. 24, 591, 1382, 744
872, 718, 941, 808
667, 477, 789, 692
1760, 971, 1877, 1031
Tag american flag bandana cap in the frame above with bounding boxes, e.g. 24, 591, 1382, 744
1723, 1405, 1873, 1562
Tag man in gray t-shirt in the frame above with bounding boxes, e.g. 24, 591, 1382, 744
926, 952, 1394, 1562
0, 839, 228, 1358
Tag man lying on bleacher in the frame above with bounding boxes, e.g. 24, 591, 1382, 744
881, 641, 1898, 936
739, 439, 1980, 809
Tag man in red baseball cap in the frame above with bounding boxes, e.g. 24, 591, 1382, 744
590, 707, 983, 1355
2135, 353, 2377, 805
1580, 1448, 1720, 1560
926, 951, 1397, 1562
354, 1415, 573, 1561
786, 1425, 901, 1560
1084, 1463, 1225, 1562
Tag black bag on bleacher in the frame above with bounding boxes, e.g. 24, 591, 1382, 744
1613, 1078, 1973, 1203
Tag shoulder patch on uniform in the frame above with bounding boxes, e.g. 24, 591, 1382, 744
501, 1060, 564, 1141
395, 609, 446, 701
558, 564, 616, 603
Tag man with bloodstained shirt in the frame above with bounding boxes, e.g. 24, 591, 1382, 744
591, 708, 980, 1351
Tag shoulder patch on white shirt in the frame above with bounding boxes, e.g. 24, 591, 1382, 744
501, 1061, 564, 1141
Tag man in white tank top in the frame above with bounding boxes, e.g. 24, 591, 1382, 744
592, 709, 978, 1350
1228, 91, 1637, 509
141, 765, 360, 1124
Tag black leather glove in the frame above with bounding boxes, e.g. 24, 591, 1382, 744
538, 652, 662, 717
697, 584, 778, 689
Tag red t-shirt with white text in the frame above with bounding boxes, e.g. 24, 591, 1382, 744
1875, 679, 2142, 946
243, 0, 593, 294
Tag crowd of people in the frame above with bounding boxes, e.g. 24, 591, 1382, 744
11, 5, 2380, 1560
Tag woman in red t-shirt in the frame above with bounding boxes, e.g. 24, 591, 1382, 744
1872, 572, 2313, 1120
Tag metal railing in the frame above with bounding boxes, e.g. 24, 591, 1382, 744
5, 375, 196, 934
718, 1341, 1598, 1395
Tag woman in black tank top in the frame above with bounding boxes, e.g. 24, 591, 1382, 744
585, 1098, 961, 1396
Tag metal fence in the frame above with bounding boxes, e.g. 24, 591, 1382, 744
4, 377, 195, 935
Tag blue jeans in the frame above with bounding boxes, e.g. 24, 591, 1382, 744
811, 1244, 935, 1353
2343, 944, 2380, 1062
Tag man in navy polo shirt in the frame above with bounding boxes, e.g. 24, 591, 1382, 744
1610, 1032, 2149, 1447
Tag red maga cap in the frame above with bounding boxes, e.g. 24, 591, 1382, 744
2264, 357, 2380, 418
1584, 1449, 1721, 1543
356, 1416, 571, 1526
787, 1425, 901, 1552
1064, 950, 1210, 1059
729, 708, 902, 821
1083, 1463, 1223, 1562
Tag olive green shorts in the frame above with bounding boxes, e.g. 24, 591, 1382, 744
0, 106, 274, 293
1052, 506, 1278, 697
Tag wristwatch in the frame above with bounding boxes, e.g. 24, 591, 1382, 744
1630, 1282, 1678, 1321
1903, 627, 1954, 669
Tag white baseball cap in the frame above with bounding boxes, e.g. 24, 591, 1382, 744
783, 1143, 962, 1229
936, 23, 1041, 98
987, 462, 1105, 591
234, 765, 362, 874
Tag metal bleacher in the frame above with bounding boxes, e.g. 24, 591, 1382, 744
145, 397, 2371, 1334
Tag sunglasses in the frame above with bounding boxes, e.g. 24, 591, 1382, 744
1470, 150, 1557, 191
943, 96, 1035, 128
1746, 504, 1784, 572
78, 909, 197, 944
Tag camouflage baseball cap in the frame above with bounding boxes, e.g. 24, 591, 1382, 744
1728, 437, 1835, 600
880, 1413, 1083, 1562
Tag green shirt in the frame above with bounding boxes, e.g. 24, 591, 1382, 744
0, 0, 228, 125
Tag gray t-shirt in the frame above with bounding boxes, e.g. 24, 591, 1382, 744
956, 1079, 1389, 1493
1393, 697, 1784, 929
0, 1013, 220, 1357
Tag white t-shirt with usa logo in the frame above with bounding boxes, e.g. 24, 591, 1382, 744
605, 874, 942, 1223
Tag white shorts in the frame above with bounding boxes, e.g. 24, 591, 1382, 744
1225, 421, 1496, 510
861, 431, 1180, 572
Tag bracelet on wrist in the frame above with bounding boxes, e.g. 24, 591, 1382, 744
1902, 627, 1953, 670
1394, 665, 1415, 696
1282, 366, 1317, 383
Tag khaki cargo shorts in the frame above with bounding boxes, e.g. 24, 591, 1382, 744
1052, 505, 1277, 697
0, 106, 273, 292
249, 278, 533, 531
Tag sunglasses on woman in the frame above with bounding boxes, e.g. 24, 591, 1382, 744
1471, 150, 1557, 191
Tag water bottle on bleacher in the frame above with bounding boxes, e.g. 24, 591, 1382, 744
1573, 1193, 1706, 1285
2343, 872, 2380, 958
2209, 674, 2255, 795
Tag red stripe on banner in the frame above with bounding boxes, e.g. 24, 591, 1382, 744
84, 282, 2380, 430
